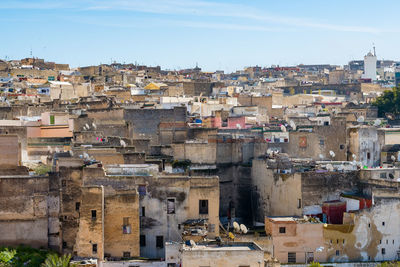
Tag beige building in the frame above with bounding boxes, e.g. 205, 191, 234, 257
166, 241, 265, 267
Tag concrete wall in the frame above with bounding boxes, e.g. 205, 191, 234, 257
252, 160, 302, 221
0, 135, 20, 166
0, 176, 50, 248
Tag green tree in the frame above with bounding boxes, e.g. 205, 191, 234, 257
41, 254, 77, 267
372, 87, 400, 117
377, 262, 400, 267
0, 248, 16, 267
308, 262, 323, 267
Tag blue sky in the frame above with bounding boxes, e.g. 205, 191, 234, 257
1, 0, 400, 72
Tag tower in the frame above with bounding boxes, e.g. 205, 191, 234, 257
362, 47, 377, 81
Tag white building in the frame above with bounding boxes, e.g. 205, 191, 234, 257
363, 50, 377, 81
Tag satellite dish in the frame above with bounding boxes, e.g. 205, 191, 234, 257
352, 154, 357, 160
326, 164, 334, 171
319, 154, 324, 159
120, 139, 127, 148
92, 122, 97, 130
289, 120, 296, 130
329, 150, 335, 158
357, 116, 365, 123
85, 123, 90, 130
189, 240, 196, 247
240, 224, 248, 234
374, 119, 382, 127
391, 155, 396, 161
280, 125, 287, 132
233, 222, 240, 232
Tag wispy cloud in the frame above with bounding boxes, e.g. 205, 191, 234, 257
0, 0, 393, 34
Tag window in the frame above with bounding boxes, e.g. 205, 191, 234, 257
91, 210, 97, 220
382, 248, 386, 255
75, 202, 80, 212
380, 173, 387, 179
50, 115, 55, 125
279, 227, 286, 234
62, 180, 66, 187
138, 185, 146, 196
62, 241, 67, 249
92, 244, 97, 254
288, 252, 296, 263
320, 139, 325, 146
123, 217, 131, 234
141, 206, 146, 217
156, 236, 164, 248
199, 200, 209, 215
367, 152, 371, 160
140, 235, 146, 247
298, 199, 302, 209
336, 250, 340, 256
167, 198, 175, 214
167, 264, 177, 267
306, 252, 314, 263
340, 144, 345, 150
123, 252, 131, 258
386, 240, 388, 244
368, 223, 371, 228
380, 240, 382, 244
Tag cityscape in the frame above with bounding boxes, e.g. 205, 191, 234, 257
2, 1, 400, 267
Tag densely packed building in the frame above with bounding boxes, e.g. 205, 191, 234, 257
2, 53, 400, 266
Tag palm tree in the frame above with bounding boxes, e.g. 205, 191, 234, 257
41, 254, 77, 267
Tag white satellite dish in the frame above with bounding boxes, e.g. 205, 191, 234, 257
352, 154, 357, 160
189, 240, 196, 247
92, 122, 97, 130
326, 164, 334, 171
240, 224, 248, 234
391, 155, 396, 161
329, 150, 335, 158
120, 139, 127, 148
289, 120, 296, 130
233, 222, 240, 232
85, 123, 90, 129
374, 119, 382, 127
319, 154, 324, 159
357, 116, 365, 123
280, 125, 287, 132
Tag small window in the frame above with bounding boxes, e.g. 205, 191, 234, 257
393, 240, 395, 244
279, 227, 286, 234
91, 210, 97, 220
123, 217, 131, 234
337, 239, 339, 244
368, 223, 371, 228
320, 139, 325, 146
141, 206, 146, 217
167, 198, 175, 214
380, 240, 382, 244
298, 199, 301, 209
382, 248, 386, 255
167, 264, 177, 267
50, 115, 55, 125
140, 235, 146, 247
123, 252, 131, 258
75, 202, 80, 212
380, 173, 387, 179
367, 152, 371, 160
336, 250, 340, 256
156, 236, 164, 248
138, 185, 146, 196
92, 244, 97, 254
343, 239, 345, 244
199, 200, 209, 215
62, 241, 67, 248
288, 252, 296, 263
340, 144, 345, 150
62, 180, 66, 187
386, 240, 388, 244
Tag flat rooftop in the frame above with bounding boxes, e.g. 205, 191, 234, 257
183, 242, 261, 251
